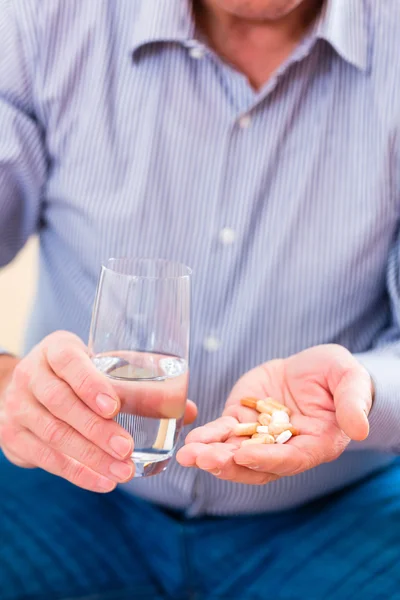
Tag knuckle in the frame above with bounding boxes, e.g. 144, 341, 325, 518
12, 361, 31, 388
45, 333, 87, 372
66, 460, 88, 484
41, 418, 71, 447
74, 370, 98, 401
79, 443, 105, 469
323, 343, 350, 360
83, 413, 105, 440
36, 444, 55, 469
325, 343, 344, 353
44, 331, 80, 348
3, 390, 21, 419
48, 346, 77, 372
40, 380, 67, 411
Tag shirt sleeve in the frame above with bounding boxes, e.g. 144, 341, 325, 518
0, 0, 46, 355
352, 228, 400, 453
0, 0, 46, 268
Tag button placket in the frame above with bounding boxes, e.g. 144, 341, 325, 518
219, 227, 237, 246
189, 46, 205, 59
203, 336, 222, 353
238, 114, 252, 129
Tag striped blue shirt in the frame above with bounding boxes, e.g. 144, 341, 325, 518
1, 0, 400, 515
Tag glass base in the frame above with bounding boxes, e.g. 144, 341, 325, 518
133, 453, 172, 478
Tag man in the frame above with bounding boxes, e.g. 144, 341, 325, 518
0, 0, 399, 598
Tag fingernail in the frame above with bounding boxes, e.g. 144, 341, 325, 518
109, 435, 133, 458
96, 477, 116, 492
109, 461, 134, 481
201, 465, 222, 476
96, 394, 118, 416
235, 460, 255, 467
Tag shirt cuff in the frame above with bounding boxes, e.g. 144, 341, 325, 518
352, 352, 400, 452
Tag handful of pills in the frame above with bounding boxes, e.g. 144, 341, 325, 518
234, 397, 298, 447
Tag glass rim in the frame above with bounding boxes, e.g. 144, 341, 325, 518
101, 257, 192, 280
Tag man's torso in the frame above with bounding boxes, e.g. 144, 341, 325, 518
11, 0, 400, 514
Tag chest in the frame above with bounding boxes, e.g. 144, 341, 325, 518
40, 44, 398, 308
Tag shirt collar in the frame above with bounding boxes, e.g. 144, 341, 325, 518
315, 0, 370, 71
131, 0, 370, 72
131, 1, 195, 57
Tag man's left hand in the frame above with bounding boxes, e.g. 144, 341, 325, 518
177, 344, 373, 485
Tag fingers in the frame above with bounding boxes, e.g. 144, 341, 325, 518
0, 332, 135, 488
184, 416, 238, 444
223, 403, 261, 423
29, 364, 134, 460
183, 400, 198, 425
43, 332, 121, 418
176, 442, 278, 485
288, 344, 373, 442
332, 365, 372, 441
234, 440, 311, 476
234, 426, 348, 475
177, 442, 238, 467
17, 397, 134, 483
178, 416, 347, 481
1, 446, 35, 469
44, 334, 191, 420
5, 427, 117, 493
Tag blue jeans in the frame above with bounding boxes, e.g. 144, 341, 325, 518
1, 454, 400, 600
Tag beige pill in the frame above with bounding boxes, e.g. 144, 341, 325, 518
269, 423, 298, 436
234, 422, 258, 436
240, 397, 258, 410
256, 400, 272, 414
256, 399, 286, 416
258, 413, 271, 426
241, 434, 274, 446
256, 425, 270, 434
264, 398, 291, 415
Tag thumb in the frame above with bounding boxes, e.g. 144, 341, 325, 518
183, 399, 198, 425
333, 365, 373, 441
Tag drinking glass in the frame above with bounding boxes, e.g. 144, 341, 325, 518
89, 258, 191, 477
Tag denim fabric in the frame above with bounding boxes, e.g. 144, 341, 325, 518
1, 453, 400, 600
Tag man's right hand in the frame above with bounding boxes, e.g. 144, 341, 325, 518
0, 331, 135, 492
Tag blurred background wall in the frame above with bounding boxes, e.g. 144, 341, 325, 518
0, 237, 38, 355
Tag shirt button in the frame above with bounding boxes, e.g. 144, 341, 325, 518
219, 227, 236, 245
203, 336, 221, 352
238, 114, 252, 129
189, 46, 205, 59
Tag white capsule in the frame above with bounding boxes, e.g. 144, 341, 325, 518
256, 425, 269, 434
271, 410, 290, 424
275, 430, 293, 444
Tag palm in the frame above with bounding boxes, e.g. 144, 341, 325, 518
177, 345, 372, 484
226, 348, 342, 441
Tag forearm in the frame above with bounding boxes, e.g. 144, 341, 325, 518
352, 347, 400, 453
